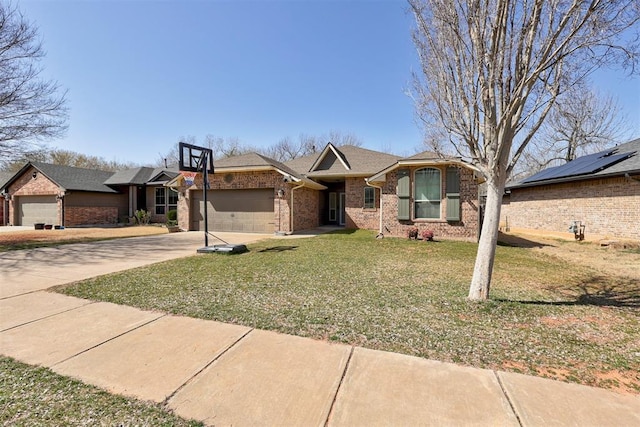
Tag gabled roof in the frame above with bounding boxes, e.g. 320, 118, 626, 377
167, 152, 327, 190
104, 167, 179, 186
2, 162, 118, 193
509, 137, 640, 189
285, 144, 401, 178
367, 151, 480, 183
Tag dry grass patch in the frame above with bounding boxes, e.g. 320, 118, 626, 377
0, 226, 167, 251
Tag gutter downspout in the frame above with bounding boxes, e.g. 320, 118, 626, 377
365, 179, 384, 235
290, 182, 305, 234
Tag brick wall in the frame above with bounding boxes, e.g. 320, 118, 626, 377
65, 207, 119, 226
345, 177, 380, 230
501, 175, 640, 241
175, 170, 321, 233
377, 166, 479, 240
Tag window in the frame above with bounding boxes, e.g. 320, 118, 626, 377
168, 189, 179, 213
364, 187, 375, 209
155, 188, 166, 215
155, 187, 179, 216
414, 168, 441, 219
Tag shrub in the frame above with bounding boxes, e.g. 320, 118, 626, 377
166, 209, 178, 227
134, 209, 150, 225
421, 229, 434, 241
407, 227, 419, 240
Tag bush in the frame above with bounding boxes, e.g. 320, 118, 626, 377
407, 227, 419, 240
421, 229, 434, 241
134, 209, 150, 225
166, 209, 178, 227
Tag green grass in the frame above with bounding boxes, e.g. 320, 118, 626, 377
0, 356, 202, 426
57, 230, 640, 393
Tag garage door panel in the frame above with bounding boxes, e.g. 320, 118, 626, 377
19, 196, 58, 226
192, 189, 274, 233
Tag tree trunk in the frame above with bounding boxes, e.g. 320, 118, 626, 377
468, 178, 505, 300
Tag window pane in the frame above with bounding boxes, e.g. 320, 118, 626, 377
155, 205, 166, 215
364, 187, 375, 208
415, 201, 440, 219
415, 168, 440, 201
168, 189, 179, 204
155, 188, 165, 205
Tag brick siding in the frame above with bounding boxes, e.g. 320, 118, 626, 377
65, 207, 119, 226
501, 175, 640, 241
377, 167, 479, 240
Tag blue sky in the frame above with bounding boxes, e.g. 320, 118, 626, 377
20, 0, 640, 165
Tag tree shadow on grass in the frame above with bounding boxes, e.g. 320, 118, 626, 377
497, 276, 640, 308
259, 246, 298, 253
497, 232, 555, 249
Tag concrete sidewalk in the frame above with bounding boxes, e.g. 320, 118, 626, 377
1, 233, 639, 426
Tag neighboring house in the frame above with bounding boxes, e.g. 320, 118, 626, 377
502, 138, 640, 241
104, 167, 180, 222
0, 162, 179, 227
168, 143, 483, 240
0, 171, 12, 226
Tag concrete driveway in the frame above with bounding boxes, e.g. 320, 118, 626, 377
0, 231, 271, 298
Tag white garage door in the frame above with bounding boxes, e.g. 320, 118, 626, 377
19, 195, 58, 226
191, 189, 274, 233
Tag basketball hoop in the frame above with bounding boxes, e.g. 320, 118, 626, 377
180, 171, 198, 187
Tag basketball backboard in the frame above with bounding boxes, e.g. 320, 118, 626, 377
179, 142, 214, 172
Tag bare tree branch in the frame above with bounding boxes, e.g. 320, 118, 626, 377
0, 2, 68, 163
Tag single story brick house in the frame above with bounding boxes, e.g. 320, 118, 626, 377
168, 143, 483, 240
0, 162, 179, 227
501, 137, 640, 241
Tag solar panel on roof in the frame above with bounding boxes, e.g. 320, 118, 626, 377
521, 149, 632, 184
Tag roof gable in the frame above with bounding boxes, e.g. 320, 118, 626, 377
27, 162, 117, 193
285, 144, 401, 177
309, 143, 351, 172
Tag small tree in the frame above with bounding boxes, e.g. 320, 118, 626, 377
0, 3, 68, 162
410, 0, 639, 300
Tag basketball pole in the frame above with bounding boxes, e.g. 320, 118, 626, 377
202, 151, 209, 247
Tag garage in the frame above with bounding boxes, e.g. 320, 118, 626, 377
18, 195, 58, 226
191, 188, 275, 233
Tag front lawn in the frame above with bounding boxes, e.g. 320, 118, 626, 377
57, 230, 640, 393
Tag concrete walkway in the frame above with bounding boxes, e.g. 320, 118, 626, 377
1, 232, 639, 426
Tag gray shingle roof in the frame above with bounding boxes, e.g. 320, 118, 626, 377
104, 167, 179, 185
285, 144, 401, 177
31, 162, 118, 193
0, 171, 13, 190
214, 152, 326, 189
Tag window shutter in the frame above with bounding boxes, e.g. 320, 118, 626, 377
397, 169, 410, 220
446, 167, 460, 221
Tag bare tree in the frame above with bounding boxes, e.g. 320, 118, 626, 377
409, 0, 639, 300
516, 85, 632, 176
0, 3, 67, 161
3, 149, 139, 172
263, 130, 363, 162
